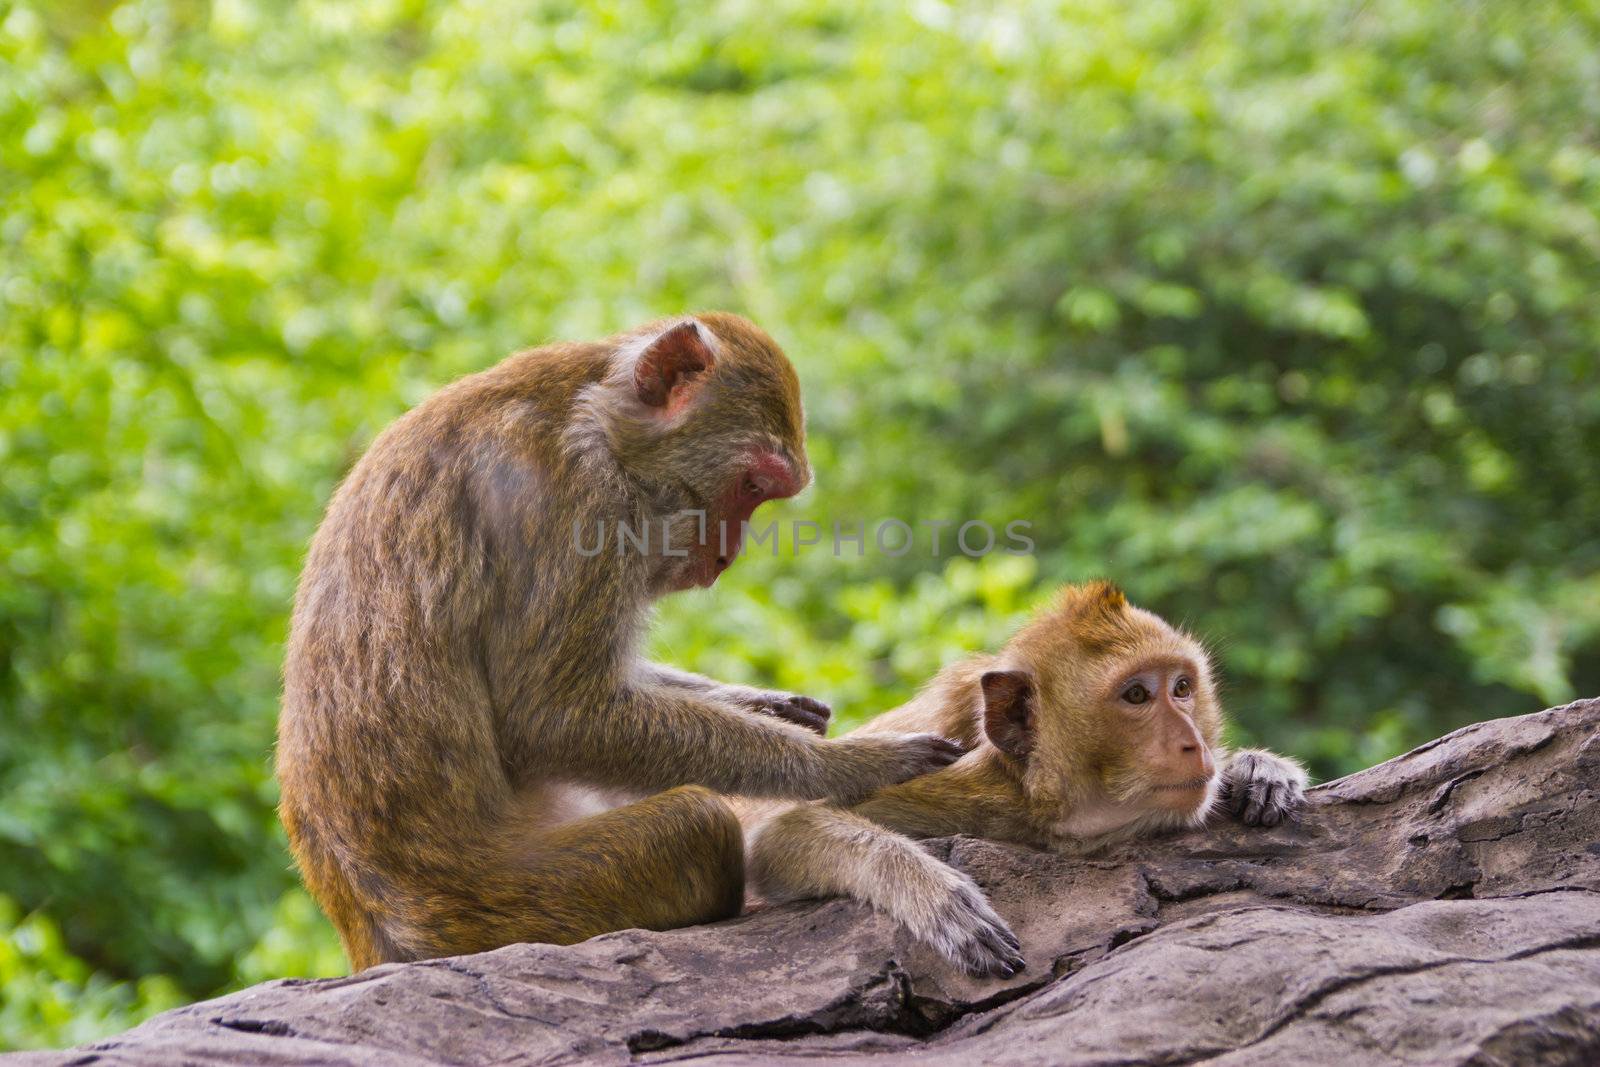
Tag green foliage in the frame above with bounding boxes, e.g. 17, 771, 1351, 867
0, 895, 185, 1050
2, 0, 1598, 1050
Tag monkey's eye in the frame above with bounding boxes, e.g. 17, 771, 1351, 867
741, 477, 762, 499
1121, 683, 1150, 705
1173, 677, 1192, 699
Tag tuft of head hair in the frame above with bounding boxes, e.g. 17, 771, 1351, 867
1039, 580, 1141, 655
1065, 580, 1126, 612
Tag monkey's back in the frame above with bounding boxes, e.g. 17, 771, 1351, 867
276, 347, 609, 964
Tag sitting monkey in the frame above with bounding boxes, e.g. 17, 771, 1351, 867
741, 581, 1308, 978
278, 314, 963, 970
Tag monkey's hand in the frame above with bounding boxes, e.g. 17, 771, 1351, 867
820, 733, 967, 802
1220, 749, 1308, 827
720, 686, 832, 736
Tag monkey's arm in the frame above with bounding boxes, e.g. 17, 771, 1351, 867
538, 683, 955, 801
639, 663, 831, 735
849, 755, 1043, 846
639, 664, 724, 692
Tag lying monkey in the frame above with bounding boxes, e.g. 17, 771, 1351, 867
739, 581, 1308, 978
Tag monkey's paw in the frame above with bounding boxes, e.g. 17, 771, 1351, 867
875, 732, 968, 783
821, 733, 966, 801
1220, 749, 1308, 827
924, 876, 1026, 980
735, 689, 832, 736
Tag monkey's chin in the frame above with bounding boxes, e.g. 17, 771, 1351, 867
674, 553, 730, 591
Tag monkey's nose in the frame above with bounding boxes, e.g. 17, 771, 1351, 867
747, 451, 802, 501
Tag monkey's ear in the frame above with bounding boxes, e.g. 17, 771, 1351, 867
979, 669, 1036, 761
633, 321, 718, 408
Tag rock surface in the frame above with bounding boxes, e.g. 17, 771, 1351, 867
11, 698, 1600, 1066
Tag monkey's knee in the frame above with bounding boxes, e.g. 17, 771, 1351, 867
639, 786, 745, 925
665, 786, 746, 919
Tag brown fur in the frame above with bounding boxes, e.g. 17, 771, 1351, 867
277, 313, 962, 970
742, 581, 1307, 978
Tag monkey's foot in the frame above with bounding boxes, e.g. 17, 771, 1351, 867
922, 876, 1026, 980
1220, 749, 1308, 827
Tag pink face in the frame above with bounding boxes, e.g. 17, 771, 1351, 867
1114, 661, 1218, 814
684, 450, 802, 588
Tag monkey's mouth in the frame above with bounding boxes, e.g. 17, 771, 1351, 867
1149, 776, 1215, 812
705, 521, 746, 582
1148, 774, 1218, 818
1153, 777, 1213, 793
690, 551, 734, 588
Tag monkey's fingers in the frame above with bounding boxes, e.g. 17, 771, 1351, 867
969, 930, 1026, 979
1238, 779, 1268, 825
911, 735, 968, 772
1247, 780, 1305, 827
1264, 780, 1308, 826
936, 882, 1025, 980
1227, 752, 1308, 827
1252, 783, 1282, 827
1282, 786, 1308, 823
1221, 775, 1250, 818
780, 704, 830, 735
749, 693, 831, 735
785, 695, 833, 735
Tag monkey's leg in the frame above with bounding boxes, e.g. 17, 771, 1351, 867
533, 784, 747, 937
397, 786, 745, 961
748, 804, 1024, 979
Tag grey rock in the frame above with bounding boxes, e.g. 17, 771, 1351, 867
11, 698, 1600, 1066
